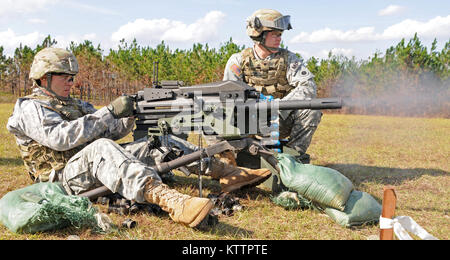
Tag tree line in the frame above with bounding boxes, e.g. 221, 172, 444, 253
0, 34, 448, 117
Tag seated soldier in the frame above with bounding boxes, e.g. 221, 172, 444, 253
7, 48, 272, 228
6, 47, 213, 228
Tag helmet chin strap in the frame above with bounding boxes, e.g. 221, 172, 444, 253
261, 43, 279, 53
259, 31, 280, 53
43, 73, 70, 101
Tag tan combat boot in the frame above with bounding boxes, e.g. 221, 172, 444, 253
208, 158, 272, 193
216, 150, 238, 166
144, 181, 213, 227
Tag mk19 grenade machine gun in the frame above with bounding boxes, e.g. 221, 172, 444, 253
131, 72, 342, 194
81, 64, 342, 200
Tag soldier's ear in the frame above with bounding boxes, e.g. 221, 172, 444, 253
39, 75, 47, 87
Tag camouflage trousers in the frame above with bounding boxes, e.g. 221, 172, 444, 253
60, 135, 201, 204
204, 109, 322, 155
278, 109, 322, 154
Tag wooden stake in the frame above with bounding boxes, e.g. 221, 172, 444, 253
380, 186, 397, 240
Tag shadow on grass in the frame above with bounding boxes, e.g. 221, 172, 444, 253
230, 187, 272, 200
206, 222, 254, 238
41, 214, 255, 239
169, 174, 272, 199
169, 174, 222, 194
324, 163, 449, 188
0, 157, 23, 166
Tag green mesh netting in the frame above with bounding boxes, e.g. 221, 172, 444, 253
271, 191, 320, 211
0, 182, 99, 234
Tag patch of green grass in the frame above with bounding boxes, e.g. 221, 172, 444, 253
0, 102, 448, 240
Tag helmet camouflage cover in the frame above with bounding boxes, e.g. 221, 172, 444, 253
29, 47, 79, 80
246, 9, 292, 39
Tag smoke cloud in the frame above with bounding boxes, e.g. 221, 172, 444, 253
332, 70, 449, 118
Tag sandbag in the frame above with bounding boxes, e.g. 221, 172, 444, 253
324, 190, 382, 227
277, 153, 353, 211
0, 182, 98, 233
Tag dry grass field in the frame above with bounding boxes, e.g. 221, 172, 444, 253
0, 101, 448, 240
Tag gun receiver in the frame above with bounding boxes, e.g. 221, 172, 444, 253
133, 80, 342, 141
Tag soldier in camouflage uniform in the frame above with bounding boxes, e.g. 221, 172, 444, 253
223, 9, 323, 163
6, 47, 213, 228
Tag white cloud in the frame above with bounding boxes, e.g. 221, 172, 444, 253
111, 11, 226, 44
0, 0, 117, 19
290, 15, 450, 44
292, 48, 354, 59
378, 5, 405, 16
0, 29, 100, 56
291, 27, 378, 43
28, 18, 47, 24
291, 49, 312, 59
53, 33, 98, 49
0, 0, 59, 16
0, 29, 43, 54
63, 1, 119, 15
320, 48, 354, 58
382, 15, 450, 39
82, 33, 97, 41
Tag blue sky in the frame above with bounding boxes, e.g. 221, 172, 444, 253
1, 0, 449, 60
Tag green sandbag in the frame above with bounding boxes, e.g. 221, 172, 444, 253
277, 153, 353, 211
324, 190, 381, 227
0, 182, 98, 233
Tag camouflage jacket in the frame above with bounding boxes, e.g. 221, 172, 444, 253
6, 88, 135, 181
223, 47, 317, 101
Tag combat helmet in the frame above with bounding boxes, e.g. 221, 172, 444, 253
29, 47, 78, 99
30, 47, 78, 81
246, 9, 292, 45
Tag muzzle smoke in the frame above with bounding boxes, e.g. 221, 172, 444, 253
332, 70, 449, 118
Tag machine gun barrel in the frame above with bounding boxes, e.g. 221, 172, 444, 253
135, 98, 342, 115
278, 97, 342, 110
253, 97, 342, 110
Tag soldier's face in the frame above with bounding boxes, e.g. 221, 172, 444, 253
41, 73, 75, 98
265, 30, 282, 51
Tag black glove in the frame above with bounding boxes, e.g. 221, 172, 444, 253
107, 96, 134, 118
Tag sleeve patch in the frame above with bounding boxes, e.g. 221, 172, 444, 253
230, 64, 242, 77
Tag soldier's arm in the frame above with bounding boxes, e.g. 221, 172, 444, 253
15, 99, 118, 151
79, 99, 135, 141
283, 52, 317, 100
223, 53, 244, 81
103, 117, 136, 141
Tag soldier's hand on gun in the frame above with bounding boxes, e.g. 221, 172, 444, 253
107, 96, 134, 118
